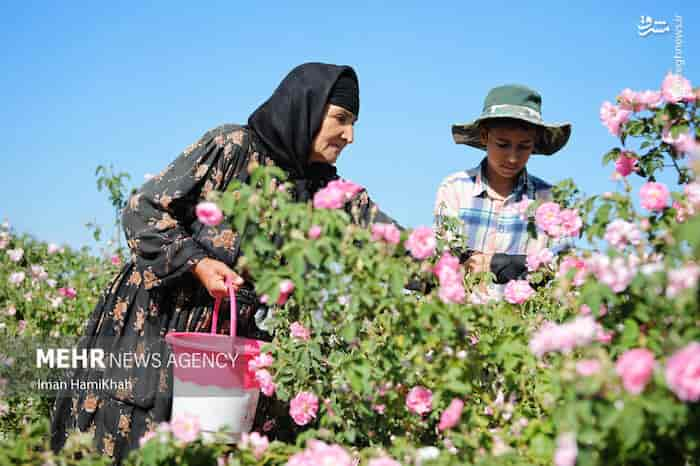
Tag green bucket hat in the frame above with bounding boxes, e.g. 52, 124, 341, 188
451, 84, 571, 155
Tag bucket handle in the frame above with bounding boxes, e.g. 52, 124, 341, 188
210, 276, 237, 337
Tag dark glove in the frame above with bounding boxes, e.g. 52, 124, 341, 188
490, 254, 527, 284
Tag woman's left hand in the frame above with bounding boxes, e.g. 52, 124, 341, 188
466, 252, 493, 274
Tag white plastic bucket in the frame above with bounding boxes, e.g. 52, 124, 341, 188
165, 279, 264, 437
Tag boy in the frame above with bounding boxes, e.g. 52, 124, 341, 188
434, 84, 571, 283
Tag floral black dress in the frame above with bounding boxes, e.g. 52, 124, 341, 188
50, 124, 392, 464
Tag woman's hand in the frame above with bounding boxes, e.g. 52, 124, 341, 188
466, 252, 493, 274
192, 258, 244, 299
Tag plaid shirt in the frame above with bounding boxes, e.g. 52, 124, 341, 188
434, 158, 553, 256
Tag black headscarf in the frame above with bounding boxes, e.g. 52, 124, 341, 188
247, 62, 359, 200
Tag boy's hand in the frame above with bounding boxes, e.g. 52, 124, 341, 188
466, 252, 493, 274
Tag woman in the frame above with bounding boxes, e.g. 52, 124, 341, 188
51, 62, 393, 463
434, 84, 571, 284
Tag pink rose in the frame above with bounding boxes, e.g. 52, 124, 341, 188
382, 224, 401, 245
529, 316, 598, 357
47, 243, 60, 254
684, 183, 700, 207
405, 226, 436, 260
290, 321, 311, 341
248, 353, 274, 372
7, 248, 23, 262
438, 398, 464, 431
675, 201, 691, 223
195, 201, 224, 226
110, 254, 122, 266
527, 248, 554, 272
639, 182, 669, 211
600, 101, 632, 136
618, 88, 640, 111
579, 304, 607, 317
434, 253, 466, 304
596, 328, 614, 344
405, 386, 433, 415
559, 209, 582, 237
604, 219, 642, 250
664, 342, 700, 402
504, 279, 535, 304
289, 391, 319, 426
313, 179, 364, 210
438, 279, 466, 304
615, 348, 655, 395
239, 432, 269, 460
638, 90, 662, 108
287, 440, 353, 466
558, 255, 587, 287
307, 225, 322, 239
661, 72, 695, 104
554, 432, 578, 466
170, 413, 201, 443
326, 179, 363, 200
7, 272, 27, 285
313, 185, 345, 209
586, 254, 637, 293
663, 126, 699, 155
371, 223, 386, 241
58, 287, 77, 299
433, 252, 460, 281
255, 369, 276, 396
277, 279, 295, 305
371, 223, 401, 245
368, 457, 402, 466
279, 279, 295, 295
535, 202, 561, 237
615, 152, 637, 177
618, 89, 661, 112
575, 359, 601, 377
666, 264, 700, 298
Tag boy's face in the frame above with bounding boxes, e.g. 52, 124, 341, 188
482, 126, 536, 181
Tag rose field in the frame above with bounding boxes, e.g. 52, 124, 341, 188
0, 73, 699, 465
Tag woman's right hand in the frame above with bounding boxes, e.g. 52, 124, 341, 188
192, 258, 244, 299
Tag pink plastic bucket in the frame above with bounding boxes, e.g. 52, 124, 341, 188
166, 279, 265, 437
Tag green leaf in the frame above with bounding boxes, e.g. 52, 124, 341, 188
621, 319, 640, 348
602, 148, 622, 166
341, 323, 357, 343
305, 247, 322, 267
390, 267, 404, 296
529, 433, 554, 459
617, 402, 645, 450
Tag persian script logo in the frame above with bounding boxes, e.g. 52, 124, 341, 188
638, 16, 670, 37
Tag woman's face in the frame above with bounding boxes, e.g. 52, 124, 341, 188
482, 125, 536, 181
309, 104, 357, 164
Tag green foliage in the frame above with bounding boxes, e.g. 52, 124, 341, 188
0, 84, 698, 465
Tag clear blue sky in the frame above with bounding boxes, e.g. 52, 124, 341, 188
1, 1, 697, 252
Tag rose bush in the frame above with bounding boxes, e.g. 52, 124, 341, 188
0, 73, 697, 465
